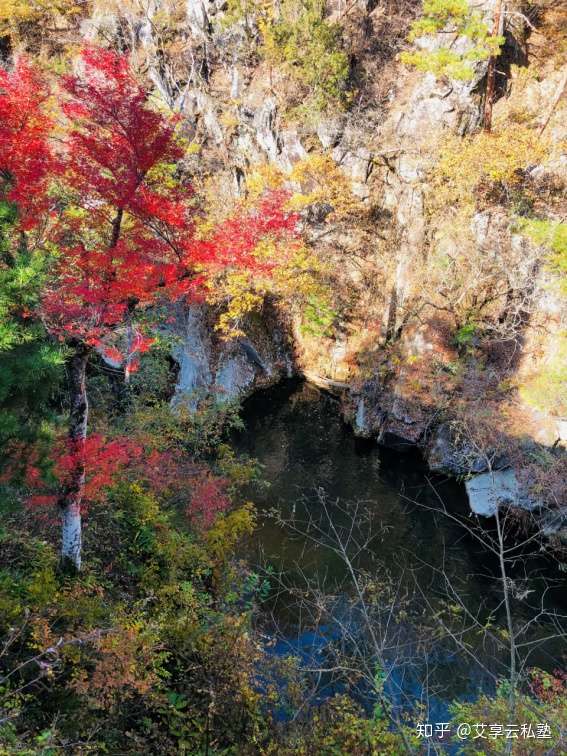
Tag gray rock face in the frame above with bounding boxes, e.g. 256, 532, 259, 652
171, 305, 293, 409
317, 116, 346, 149
249, 99, 307, 171
332, 143, 373, 200
186, 0, 211, 37
182, 89, 225, 143
539, 507, 567, 546
427, 425, 469, 476
354, 397, 368, 436
171, 307, 213, 410
278, 130, 308, 172
214, 353, 257, 403
377, 419, 425, 450
427, 424, 505, 476
349, 386, 429, 449
253, 98, 281, 163
395, 73, 485, 139
377, 393, 428, 448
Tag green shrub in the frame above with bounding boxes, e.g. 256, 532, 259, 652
401, 0, 504, 81
518, 218, 567, 294
226, 0, 350, 115
0, 200, 64, 455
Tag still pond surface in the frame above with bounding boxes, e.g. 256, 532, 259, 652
233, 380, 566, 724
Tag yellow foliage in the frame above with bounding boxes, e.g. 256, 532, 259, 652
245, 152, 361, 221
288, 153, 360, 220
185, 141, 201, 155
201, 154, 348, 339
219, 109, 241, 131
205, 502, 256, 566
430, 125, 550, 213
207, 238, 332, 339
245, 163, 286, 202
271, 242, 329, 298
0, 0, 84, 35
212, 271, 265, 338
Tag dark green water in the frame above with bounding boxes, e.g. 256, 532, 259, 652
233, 380, 567, 720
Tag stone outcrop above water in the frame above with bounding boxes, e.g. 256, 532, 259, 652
171, 305, 293, 409
464, 469, 542, 518
539, 507, 567, 549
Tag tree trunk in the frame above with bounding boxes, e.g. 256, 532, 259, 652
384, 284, 398, 343
483, 0, 504, 132
59, 345, 89, 573
109, 207, 123, 249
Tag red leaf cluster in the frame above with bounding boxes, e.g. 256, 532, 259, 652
26, 434, 145, 510
61, 46, 184, 215
0, 58, 58, 229
36, 47, 298, 359
187, 476, 231, 529
24, 433, 231, 529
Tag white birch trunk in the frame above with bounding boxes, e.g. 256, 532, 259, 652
61, 503, 82, 571
59, 346, 89, 573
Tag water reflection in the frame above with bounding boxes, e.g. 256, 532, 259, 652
233, 380, 566, 721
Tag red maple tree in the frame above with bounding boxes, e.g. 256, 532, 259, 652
34, 47, 296, 570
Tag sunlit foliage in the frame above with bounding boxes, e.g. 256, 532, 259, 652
225, 0, 350, 115
401, 0, 504, 81
430, 125, 549, 214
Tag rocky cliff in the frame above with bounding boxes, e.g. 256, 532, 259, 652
75, 0, 566, 537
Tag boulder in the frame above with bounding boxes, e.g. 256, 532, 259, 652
214, 353, 257, 403
465, 469, 541, 517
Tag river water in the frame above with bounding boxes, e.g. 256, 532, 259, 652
233, 380, 566, 724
